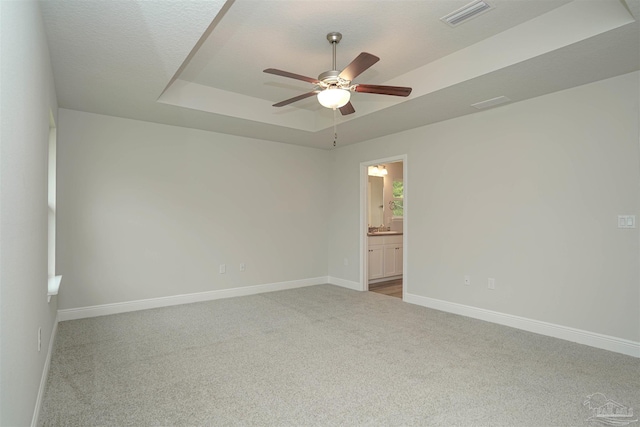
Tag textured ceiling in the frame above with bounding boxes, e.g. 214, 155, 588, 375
40, 0, 640, 150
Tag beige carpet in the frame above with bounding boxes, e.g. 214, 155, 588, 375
39, 285, 639, 426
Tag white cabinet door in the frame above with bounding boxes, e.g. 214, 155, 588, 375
383, 244, 402, 277
395, 245, 403, 276
383, 245, 397, 277
368, 246, 384, 280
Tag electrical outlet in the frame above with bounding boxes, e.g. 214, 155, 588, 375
219, 264, 226, 274
240, 263, 246, 272
464, 275, 471, 286
488, 278, 495, 290
38, 327, 42, 352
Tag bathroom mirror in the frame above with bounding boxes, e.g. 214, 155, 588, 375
368, 176, 384, 226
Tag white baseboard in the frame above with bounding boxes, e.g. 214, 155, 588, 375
58, 277, 328, 321
328, 276, 362, 291
404, 292, 640, 358
56, 280, 639, 357
32, 314, 58, 427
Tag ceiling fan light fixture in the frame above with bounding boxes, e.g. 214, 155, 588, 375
265, 32, 411, 117
317, 88, 351, 109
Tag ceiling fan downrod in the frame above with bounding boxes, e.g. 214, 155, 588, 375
327, 32, 342, 71
318, 32, 344, 87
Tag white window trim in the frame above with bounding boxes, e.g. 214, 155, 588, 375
47, 111, 61, 302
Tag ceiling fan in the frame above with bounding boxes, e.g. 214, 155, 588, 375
264, 32, 412, 116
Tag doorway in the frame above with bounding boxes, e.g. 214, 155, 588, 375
361, 156, 407, 300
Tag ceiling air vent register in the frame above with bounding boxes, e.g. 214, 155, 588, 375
471, 96, 511, 110
441, 0, 493, 27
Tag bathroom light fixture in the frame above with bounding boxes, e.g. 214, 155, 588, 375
317, 88, 351, 109
368, 165, 388, 177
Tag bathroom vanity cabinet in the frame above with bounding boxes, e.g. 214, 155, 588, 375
367, 234, 403, 282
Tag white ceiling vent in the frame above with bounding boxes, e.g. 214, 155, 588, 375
471, 96, 511, 110
441, 0, 493, 27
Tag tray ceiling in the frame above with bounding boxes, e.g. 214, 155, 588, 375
40, 0, 639, 149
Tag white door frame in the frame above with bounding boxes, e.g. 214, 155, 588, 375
360, 154, 408, 300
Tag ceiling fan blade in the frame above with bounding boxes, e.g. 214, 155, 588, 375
355, 84, 412, 97
339, 102, 355, 116
272, 91, 319, 107
339, 52, 380, 81
263, 68, 320, 84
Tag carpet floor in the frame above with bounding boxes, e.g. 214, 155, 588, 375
39, 285, 639, 426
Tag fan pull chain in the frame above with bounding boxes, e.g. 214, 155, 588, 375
333, 108, 337, 147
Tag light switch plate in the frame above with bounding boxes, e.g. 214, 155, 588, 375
618, 215, 636, 229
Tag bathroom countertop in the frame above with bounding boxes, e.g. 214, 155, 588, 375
367, 232, 403, 236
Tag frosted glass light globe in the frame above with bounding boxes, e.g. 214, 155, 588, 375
317, 88, 351, 109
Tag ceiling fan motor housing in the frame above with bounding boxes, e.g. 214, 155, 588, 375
318, 70, 340, 83
318, 70, 347, 87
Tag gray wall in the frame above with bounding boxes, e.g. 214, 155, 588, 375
0, 1, 59, 425
56, 109, 330, 309
328, 72, 640, 342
